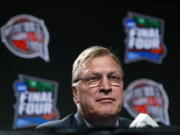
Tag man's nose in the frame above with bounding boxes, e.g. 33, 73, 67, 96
99, 76, 112, 91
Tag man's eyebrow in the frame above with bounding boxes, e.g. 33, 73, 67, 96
108, 71, 122, 74
87, 71, 122, 75
87, 72, 101, 76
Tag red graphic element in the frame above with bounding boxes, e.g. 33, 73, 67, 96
28, 88, 37, 92
138, 25, 145, 28
42, 111, 57, 120
133, 96, 162, 114
27, 32, 43, 42
15, 18, 30, 23
151, 44, 164, 54
134, 105, 148, 114
134, 83, 149, 89
13, 40, 28, 50
148, 97, 162, 106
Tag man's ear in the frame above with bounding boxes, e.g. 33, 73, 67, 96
72, 86, 80, 104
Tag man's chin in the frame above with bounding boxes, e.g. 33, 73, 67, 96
97, 110, 119, 118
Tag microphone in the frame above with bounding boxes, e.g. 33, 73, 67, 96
129, 113, 159, 128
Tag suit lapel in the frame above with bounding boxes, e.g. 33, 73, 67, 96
74, 112, 88, 128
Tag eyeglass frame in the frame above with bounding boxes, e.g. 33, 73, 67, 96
73, 71, 123, 88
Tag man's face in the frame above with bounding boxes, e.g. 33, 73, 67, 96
73, 55, 124, 119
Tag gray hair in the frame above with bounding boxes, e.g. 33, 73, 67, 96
72, 46, 123, 84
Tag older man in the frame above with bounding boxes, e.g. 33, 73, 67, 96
37, 46, 131, 128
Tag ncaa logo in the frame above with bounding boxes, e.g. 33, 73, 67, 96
124, 78, 170, 125
1, 14, 50, 62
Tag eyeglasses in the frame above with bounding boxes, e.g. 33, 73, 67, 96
74, 72, 123, 87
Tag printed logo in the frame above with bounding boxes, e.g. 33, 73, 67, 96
123, 78, 170, 125
1, 14, 50, 62
123, 12, 167, 64
13, 74, 59, 129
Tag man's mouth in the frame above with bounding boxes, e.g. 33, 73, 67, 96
96, 98, 115, 102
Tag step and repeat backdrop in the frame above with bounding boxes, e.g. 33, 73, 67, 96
0, 1, 180, 129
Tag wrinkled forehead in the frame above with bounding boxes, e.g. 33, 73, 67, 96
79, 56, 123, 76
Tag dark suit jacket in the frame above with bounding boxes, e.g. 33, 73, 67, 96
36, 112, 131, 129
